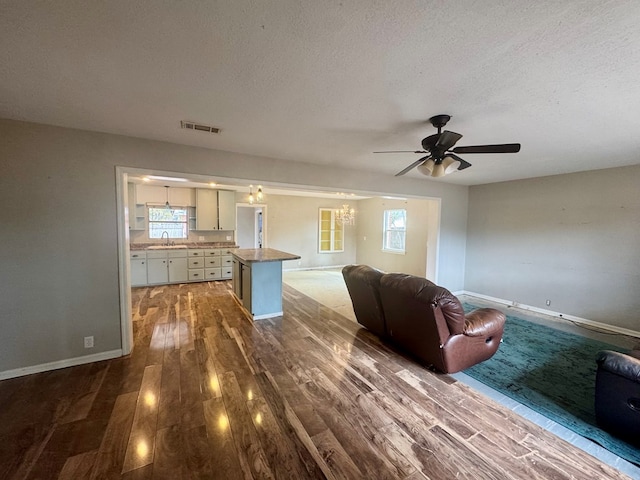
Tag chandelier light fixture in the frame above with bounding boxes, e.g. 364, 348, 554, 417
336, 203, 356, 225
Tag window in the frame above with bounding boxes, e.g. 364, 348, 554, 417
318, 208, 344, 253
383, 209, 406, 253
148, 207, 188, 239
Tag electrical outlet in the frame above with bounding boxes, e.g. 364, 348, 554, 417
226, 235, 232, 241
199, 236, 204, 241
84, 336, 94, 348
545, 300, 551, 306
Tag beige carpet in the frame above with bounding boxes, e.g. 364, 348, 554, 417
282, 268, 357, 322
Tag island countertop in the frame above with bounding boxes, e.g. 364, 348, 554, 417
231, 248, 300, 264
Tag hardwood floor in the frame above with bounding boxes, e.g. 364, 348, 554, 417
0, 281, 632, 479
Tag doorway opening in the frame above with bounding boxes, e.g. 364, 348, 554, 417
236, 204, 267, 249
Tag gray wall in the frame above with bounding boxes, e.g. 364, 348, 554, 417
264, 194, 357, 269
355, 197, 437, 278
0, 118, 469, 374
465, 165, 640, 331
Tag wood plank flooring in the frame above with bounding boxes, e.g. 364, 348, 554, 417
0, 281, 632, 479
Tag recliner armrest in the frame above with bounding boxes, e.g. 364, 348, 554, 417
463, 308, 506, 337
596, 350, 640, 383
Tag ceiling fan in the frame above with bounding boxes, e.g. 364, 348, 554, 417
375, 115, 521, 177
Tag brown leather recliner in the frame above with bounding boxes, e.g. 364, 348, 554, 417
342, 265, 506, 374
595, 348, 640, 446
342, 264, 386, 337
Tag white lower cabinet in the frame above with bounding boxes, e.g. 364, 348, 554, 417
130, 251, 147, 286
130, 247, 235, 286
147, 257, 169, 284
168, 252, 188, 283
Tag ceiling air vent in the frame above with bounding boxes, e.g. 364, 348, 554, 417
180, 120, 221, 134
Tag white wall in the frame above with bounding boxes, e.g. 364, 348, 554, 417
0, 118, 469, 375
465, 165, 640, 331
236, 205, 257, 248
355, 197, 438, 278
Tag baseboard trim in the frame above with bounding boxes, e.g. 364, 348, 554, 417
459, 291, 640, 339
0, 349, 123, 381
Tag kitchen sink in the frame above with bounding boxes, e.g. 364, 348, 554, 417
147, 245, 188, 249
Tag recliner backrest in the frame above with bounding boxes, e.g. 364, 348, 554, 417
378, 273, 467, 371
342, 265, 386, 337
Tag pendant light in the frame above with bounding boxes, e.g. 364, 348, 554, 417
248, 186, 255, 205
164, 186, 171, 209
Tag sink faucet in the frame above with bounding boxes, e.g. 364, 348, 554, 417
161, 231, 170, 246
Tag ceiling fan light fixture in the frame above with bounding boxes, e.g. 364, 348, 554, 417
442, 156, 461, 174
431, 163, 446, 178
417, 158, 435, 176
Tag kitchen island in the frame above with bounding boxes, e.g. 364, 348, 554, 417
230, 248, 301, 320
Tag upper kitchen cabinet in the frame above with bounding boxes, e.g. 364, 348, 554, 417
218, 190, 236, 230
195, 189, 236, 231
196, 188, 218, 230
135, 185, 195, 206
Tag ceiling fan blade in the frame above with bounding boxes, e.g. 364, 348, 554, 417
435, 131, 463, 150
374, 150, 427, 154
452, 143, 521, 154
447, 153, 472, 170
395, 156, 430, 176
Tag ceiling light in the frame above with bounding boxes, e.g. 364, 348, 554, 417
442, 156, 461, 175
248, 186, 254, 205
431, 163, 446, 178
417, 158, 435, 176
147, 175, 188, 182
256, 186, 264, 202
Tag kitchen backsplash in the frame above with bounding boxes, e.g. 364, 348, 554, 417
129, 229, 234, 245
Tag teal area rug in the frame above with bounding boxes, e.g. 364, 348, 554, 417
462, 304, 640, 466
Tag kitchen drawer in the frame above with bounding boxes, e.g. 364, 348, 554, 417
188, 258, 205, 269
205, 267, 222, 280
188, 269, 205, 281
188, 249, 205, 257
167, 249, 188, 258
130, 251, 146, 259
204, 249, 221, 257
206, 257, 221, 267
221, 267, 232, 279
220, 255, 232, 267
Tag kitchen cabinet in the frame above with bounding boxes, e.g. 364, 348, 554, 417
147, 256, 168, 284
241, 263, 252, 312
130, 247, 234, 286
196, 189, 218, 230
130, 251, 147, 286
232, 258, 242, 298
218, 190, 236, 230
169, 188, 195, 206
195, 188, 236, 231
168, 252, 188, 282
134, 185, 195, 206
188, 249, 205, 281
231, 249, 301, 320
144, 249, 188, 284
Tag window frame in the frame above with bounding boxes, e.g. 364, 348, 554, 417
382, 208, 407, 254
147, 206, 189, 240
318, 208, 344, 253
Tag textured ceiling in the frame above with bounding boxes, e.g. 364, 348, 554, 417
2, 1, 640, 186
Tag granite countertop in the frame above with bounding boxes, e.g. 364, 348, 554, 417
130, 242, 238, 251
230, 248, 301, 263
